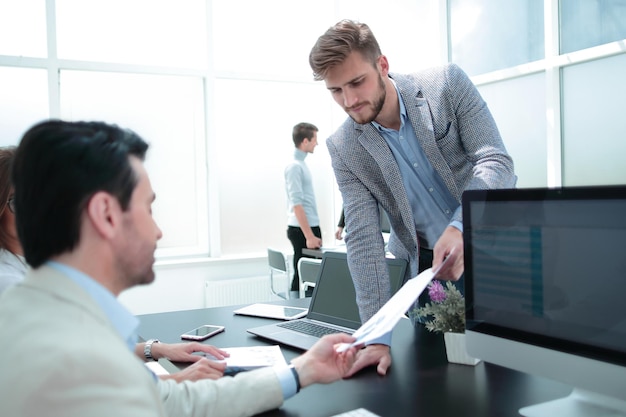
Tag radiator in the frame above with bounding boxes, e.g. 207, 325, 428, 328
204, 276, 280, 308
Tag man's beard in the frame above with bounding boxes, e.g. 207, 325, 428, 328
348, 75, 386, 125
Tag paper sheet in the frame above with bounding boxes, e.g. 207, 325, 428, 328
204, 345, 287, 371
145, 361, 170, 376
336, 267, 435, 352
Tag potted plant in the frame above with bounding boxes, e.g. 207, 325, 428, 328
413, 280, 480, 365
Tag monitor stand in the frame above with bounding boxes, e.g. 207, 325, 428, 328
520, 389, 626, 417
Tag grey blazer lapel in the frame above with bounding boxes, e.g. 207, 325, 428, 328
356, 123, 417, 248
396, 76, 460, 198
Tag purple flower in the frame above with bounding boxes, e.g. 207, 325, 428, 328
428, 280, 447, 303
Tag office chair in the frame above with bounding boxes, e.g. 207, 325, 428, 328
297, 257, 322, 298
267, 248, 292, 300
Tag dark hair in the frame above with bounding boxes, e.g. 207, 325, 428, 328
12, 120, 149, 268
292, 122, 318, 147
309, 19, 382, 81
0, 146, 17, 251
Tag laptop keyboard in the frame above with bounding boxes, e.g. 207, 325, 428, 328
277, 320, 353, 338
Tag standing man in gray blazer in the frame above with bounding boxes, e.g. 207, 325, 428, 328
309, 20, 516, 377
0, 120, 358, 417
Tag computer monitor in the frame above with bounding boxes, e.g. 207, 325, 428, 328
463, 186, 626, 417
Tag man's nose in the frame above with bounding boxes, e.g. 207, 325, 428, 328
343, 89, 358, 108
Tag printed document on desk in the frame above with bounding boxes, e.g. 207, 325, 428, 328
206, 345, 287, 374
233, 303, 308, 320
336, 267, 436, 352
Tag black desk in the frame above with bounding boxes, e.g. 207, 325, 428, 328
138, 299, 571, 417
302, 248, 323, 258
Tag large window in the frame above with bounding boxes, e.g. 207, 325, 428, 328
560, 0, 626, 54
477, 73, 547, 188
450, 0, 626, 188
1, 0, 211, 258
0, 0, 442, 262
2, 1, 624, 265
561, 53, 626, 186
449, 0, 544, 77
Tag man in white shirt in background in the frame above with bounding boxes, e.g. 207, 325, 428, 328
285, 122, 323, 293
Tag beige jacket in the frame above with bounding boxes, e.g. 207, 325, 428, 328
0, 266, 283, 417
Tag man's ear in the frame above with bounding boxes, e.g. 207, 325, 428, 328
86, 191, 120, 239
377, 55, 389, 77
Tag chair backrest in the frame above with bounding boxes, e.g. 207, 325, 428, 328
297, 257, 322, 286
267, 248, 288, 273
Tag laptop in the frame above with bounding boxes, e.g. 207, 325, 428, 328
247, 251, 408, 350
233, 303, 309, 320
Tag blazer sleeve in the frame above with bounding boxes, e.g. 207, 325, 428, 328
326, 137, 393, 323
441, 63, 517, 222
158, 367, 284, 417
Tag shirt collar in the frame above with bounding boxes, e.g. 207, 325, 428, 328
294, 148, 307, 161
46, 260, 139, 351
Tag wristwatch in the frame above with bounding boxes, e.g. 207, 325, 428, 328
288, 364, 301, 393
144, 339, 160, 361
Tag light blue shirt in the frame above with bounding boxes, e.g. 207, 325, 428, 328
372, 82, 462, 249
46, 261, 139, 352
275, 364, 298, 399
285, 148, 319, 227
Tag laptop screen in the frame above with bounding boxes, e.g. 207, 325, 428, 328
306, 251, 407, 329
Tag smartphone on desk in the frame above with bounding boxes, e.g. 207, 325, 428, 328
181, 324, 225, 341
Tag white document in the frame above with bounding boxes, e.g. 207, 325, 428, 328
233, 303, 308, 320
144, 361, 170, 376
336, 267, 436, 352
206, 345, 287, 371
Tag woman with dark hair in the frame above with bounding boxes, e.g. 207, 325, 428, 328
0, 146, 27, 294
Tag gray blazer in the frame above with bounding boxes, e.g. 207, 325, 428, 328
0, 266, 283, 417
326, 63, 516, 322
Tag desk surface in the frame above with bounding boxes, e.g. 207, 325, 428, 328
302, 245, 347, 258
138, 299, 571, 417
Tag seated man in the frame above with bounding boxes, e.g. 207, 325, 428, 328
0, 145, 228, 383
0, 119, 358, 417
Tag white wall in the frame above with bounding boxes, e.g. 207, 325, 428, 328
119, 255, 269, 315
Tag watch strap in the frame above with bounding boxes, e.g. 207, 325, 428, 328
144, 339, 160, 361
289, 364, 301, 393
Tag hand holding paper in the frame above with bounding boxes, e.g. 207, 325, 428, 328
335, 251, 453, 353
336, 268, 434, 352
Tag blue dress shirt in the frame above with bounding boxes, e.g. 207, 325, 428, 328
46, 260, 139, 351
372, 81, 462, 249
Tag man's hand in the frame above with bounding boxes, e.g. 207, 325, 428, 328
290, 333, 359, 387
432, 226, 464, 281
152, 341, 230, 363
160, 358, 227, 383
344, 344, 391, 377
294, 204, 322, 248
305, 235, 322, 249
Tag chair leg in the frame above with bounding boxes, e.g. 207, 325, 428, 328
269, 270, 287, 300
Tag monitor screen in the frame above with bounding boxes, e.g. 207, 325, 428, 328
463, 186, 626, 416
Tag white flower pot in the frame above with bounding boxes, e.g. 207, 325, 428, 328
444, 332, 481, 366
